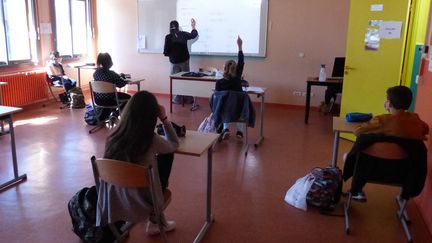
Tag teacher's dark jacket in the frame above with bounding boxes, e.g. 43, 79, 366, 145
164, 29, 198, 64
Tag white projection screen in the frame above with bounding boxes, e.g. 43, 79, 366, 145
137, 0, 268, 57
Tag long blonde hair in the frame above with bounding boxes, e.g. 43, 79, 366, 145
223, 60, 237, 79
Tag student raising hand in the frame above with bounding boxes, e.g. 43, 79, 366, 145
237, 36, 243, 51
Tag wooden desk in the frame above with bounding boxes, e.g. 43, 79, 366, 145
175, 130, 219, 243
125, 78, 145, 92
67, 63, 97, 87
305, 77, 343, 124
331, 117, 360, 167
169, 72, 219, 113
0, 106, 27, 191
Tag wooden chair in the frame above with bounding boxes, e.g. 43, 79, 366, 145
88, 81, 125, 134
91, 156, 172, 243
344, 142, 413, 242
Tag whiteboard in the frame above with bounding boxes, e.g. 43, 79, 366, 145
137, 0, 268, 57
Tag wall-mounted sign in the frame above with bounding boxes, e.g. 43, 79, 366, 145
379, 21, 402, 39
365, 28, 380, 51
371, 4, 384, 11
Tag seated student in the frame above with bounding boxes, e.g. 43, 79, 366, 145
98, 91, 179, 235
215, 36, 245, 139
93, 53, 131, 119
46, 51, 76, 92
343, 86, 429, 201
320, 86, 342, 113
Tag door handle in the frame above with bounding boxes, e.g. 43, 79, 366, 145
344, 65, 356, 75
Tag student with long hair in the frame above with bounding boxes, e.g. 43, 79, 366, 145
97, 91, 179, 235
215, 36, 245, 139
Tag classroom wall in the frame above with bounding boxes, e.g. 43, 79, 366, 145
96, 0, 350, 106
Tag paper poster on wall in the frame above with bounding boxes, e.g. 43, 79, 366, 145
379, 21, 402, 39
365, 28, 380, 51
371, 4, 384, 11
368, 20, 383, 27
137, 35, 146, 53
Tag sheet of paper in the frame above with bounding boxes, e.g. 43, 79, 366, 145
379, 21, 402, 39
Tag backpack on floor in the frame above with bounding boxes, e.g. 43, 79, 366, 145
84, 105, 98, 126
67, 186, 124, 243
306, 166, 343, 211
198, 113, 216, 133
69, 87, 85, 109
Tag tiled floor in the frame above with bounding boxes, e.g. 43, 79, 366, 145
0, 95, 431, 243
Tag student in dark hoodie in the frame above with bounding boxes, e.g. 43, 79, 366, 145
164, 18, 198, 104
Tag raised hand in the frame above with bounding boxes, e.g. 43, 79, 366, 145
237, 36, 243, 50
158, 105, 167, 121
191, 18, 196, 29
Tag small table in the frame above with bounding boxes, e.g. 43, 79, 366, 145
175, 130, 219, 243
243, 86, 266, 147
305, 77, 343, 124
331, 117, 360, 167
125, 78, 145, 92
67, 63, 97, 87
0, 106, 27, 191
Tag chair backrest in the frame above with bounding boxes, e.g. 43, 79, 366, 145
331, 57, 345, 78
91, 158, 151, 189
89, 80, 120, 108
362, 142, 408, 160
210, 90, 255, 125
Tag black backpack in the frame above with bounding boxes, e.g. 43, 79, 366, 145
68, 186, 124, 243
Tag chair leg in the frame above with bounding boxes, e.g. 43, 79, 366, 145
244, 125, 249, 157
190, 96, 199, 111
396, 197, 413, 242
344, 192, 352, 234
396, 195, 411, 224
47, 85, 58, 101
89, 122, 106, 134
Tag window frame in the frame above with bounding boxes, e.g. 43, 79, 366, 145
51, 0, 92, 60
0, 0, 40, 67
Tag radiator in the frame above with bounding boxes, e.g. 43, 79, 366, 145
0, 72, 48, 106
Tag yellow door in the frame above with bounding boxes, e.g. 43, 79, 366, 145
341, 0, 412, 139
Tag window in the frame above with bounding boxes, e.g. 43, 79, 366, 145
52, 0, 92, 58
0, 0, 39, 66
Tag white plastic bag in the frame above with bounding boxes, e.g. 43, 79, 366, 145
198, 113, 216, 133
284, 174, 315, 211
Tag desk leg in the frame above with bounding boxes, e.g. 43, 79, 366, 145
193, 147, 214, 243
170, 77, 173, 113
77, 67, 81, 88
254, 93, 265, 147
305, 83, 311, 124
0, 115, 27, 192
331, 131, 340, 167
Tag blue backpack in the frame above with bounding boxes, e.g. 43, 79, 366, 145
84, 105, 98, 126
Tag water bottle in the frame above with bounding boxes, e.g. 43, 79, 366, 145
318, 64, 326, 81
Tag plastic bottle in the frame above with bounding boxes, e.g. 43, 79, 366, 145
318, 64, 326, 81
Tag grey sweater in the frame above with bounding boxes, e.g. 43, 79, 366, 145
96, 120, 179, 225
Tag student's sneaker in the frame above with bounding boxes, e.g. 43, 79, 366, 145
146, 220, 176, 236
351, 191, 367, 202
236, 131, 243, 139
221, 129, 230, 140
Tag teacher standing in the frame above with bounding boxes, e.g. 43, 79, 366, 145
164, 18, 198, 104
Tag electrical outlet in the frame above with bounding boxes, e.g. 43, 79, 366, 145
301, 92, 314, 97
293, 91, 301, 96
